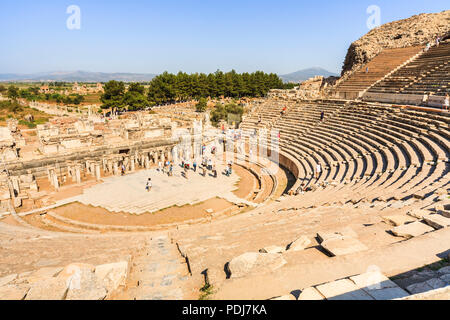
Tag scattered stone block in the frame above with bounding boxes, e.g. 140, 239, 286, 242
25, 267, 63, 284
350, 272, 409, 300
259, 246, 285, 254
227, 252, 287, 278
423, 214, 450, 229
298, 287, 325, 300
25, 278, 69, 300
406, 281, 433, 295
382, 215, 416, 226
391, 221, 435, 239
95, 261, 128, 294
317, 227, 357, 243
0, 274, 17, 287
321, 237, 368, 256
205, 209, 214, 214
66, 269, 107, 300
0, 284, 30, 300
425, 278, 447, 290
286, 236, 311, 252
407, 209, 432, 219
439, 274, 450, 284
437, 266, 450, 275
315, 279, 374, 300
57, 263, 106, 300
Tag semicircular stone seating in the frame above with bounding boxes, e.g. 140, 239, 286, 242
239, 99, 449, 209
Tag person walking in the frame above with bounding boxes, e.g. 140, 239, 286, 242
193, 160, 197, 172
320, 111, 324, 121
422, 92, 429, 107
145, 178, 152, 192
444, 94, 449, 111
315, 163, 322, 180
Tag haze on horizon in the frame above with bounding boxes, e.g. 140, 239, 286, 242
0, 0, 448, 75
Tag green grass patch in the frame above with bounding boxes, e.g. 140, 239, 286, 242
199, 283, 214, 300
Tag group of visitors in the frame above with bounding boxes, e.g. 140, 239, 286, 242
158, 160, 173, 176
224, 161, 233, 177
422, 92, 449, 111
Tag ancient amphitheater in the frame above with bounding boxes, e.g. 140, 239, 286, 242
0, 11, 449, 300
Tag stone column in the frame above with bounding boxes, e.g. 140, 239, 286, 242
113, 161, 119, 175
144, 156, 150, 169
130, 156, 135, 172
107, 160, 113, 174
52, 170, 59, 190
75, 165, 81, 184
11, 176, 20, 195
95, 163, 101, 181
90, 162, 96, 176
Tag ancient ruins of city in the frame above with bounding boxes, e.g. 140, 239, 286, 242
0, 6, 449, 302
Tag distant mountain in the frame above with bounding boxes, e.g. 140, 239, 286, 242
279, 67, 338, 83
0, 71, 157, 82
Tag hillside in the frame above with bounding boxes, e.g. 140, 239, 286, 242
279, 67, 338, 83
342, 10, 450, 76
0, 71, 157, 83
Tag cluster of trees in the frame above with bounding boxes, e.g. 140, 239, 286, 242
101, 81, 149, 111
0, 85, 84, 105
0, 99, 23, 113
147, 70, 287, 105
210, 102, 244, 126
100, 70, 291, 110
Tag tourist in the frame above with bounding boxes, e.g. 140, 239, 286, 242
296, 183, 310, 195
436, 37, 440, 47
212, 164, 217, 178
444, 94, 449, 111
422, 92, 429, 106
169, 164, 173, 176
425, 42, 431, 52
146, 178, 152, 192
320, 111, 324, 121
258, 115, 262, 124
158, 161, 163, 172
193, 160, 197, 172
202, 165, 207, 177
315, 163, 322, 179
365, 67, 369, 74
121, 164, 125, 176
207, 159, 212, 170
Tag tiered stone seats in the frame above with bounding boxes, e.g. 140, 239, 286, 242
368, 42, 450, 96
241, 99, 449, 207
240, 101, 293, 135
334, 46, 424, 99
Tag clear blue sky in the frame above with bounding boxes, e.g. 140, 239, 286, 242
0, 0, 448, 75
